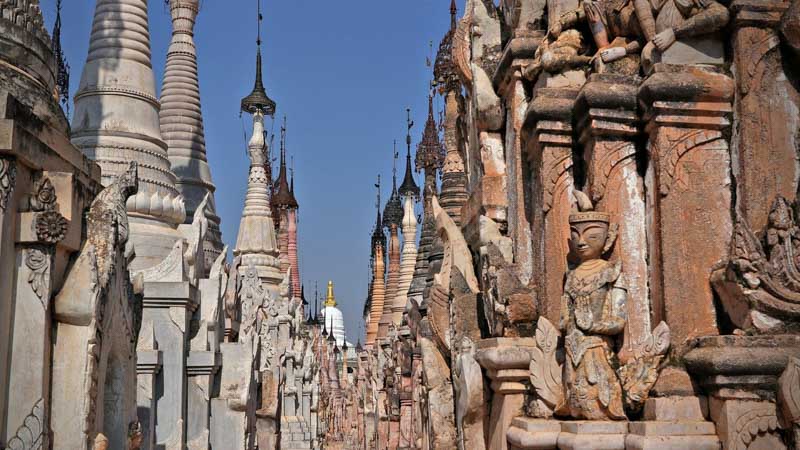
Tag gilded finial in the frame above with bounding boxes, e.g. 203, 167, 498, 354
325, 280, 336, 307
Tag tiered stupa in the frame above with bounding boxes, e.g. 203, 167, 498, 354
366, 180, 387, 347
434, 0, 468, 225
379, 146, 403, 338
272, 119, 301, 297
160, 0, 224, 268
71, 0, 185, 270
321, 281, 347, 348
408, 95, 445, 300
393, 112, 421, 325
233, 38, 283, 290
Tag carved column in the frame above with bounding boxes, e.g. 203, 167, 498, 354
640, 66, 734, 351
576, 74, 650, 362
140, 281, 198, 448
6, 176, 67, 450
495, 37, 540, 285
730, 0, 800, 233
522, 88, 578, 324
474, 338, 537, 450
137, 347, 162, 450
187, 352, 219, 448
0, 155, 17, 443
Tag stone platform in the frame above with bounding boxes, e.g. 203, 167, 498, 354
507, 417, 720, 450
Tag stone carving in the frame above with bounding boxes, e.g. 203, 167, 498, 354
34, 210, 68, 244
500, 0, 546, 37
25, 247, 50, 303
523, 29, 590, 80
468, 0, 504, 131
560, 192, 627, 420
713, 196, 800, 332
52, 161, 139, 449
184, 193, 210, 283
0, 155, 17, 212
528, 317, 563, 418
481, 243, 537, 337
778, 357, 800, 445
731, 404, 782, 450
6, 398, 44, 450
616, 321, 670, 411
128, 421, 144, 450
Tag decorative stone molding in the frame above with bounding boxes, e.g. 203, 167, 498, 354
25, 247, 50, 304
0, 155, 17, 212
5, 398, 45, 450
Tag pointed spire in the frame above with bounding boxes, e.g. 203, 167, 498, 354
383, 141, 404, 229
435, 1, 462, 94
399, 108, 420, 199
273, 116, 298, 208
241, 0, 276, 116
52, 0, 70, 110
371, 175, 386, 254
325, 280, 337, 307
416, 95, 445, 172
450, 0, 458, 29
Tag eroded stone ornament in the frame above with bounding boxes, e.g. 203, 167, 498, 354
712, 196, 800, 333
559, 192, 627, 420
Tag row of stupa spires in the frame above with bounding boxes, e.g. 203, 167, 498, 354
363, 0, 467, 348
64, 0, 303, 291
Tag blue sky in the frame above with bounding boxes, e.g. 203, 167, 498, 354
44, 0, 456, 342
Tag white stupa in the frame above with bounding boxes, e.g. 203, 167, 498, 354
321, 281, 348, 348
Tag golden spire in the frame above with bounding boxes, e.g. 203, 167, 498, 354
325, 280, 337, 307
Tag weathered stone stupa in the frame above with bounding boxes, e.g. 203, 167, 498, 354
160, 0, 224, 269
234, 42, 283, 290
71, 0, 186, 270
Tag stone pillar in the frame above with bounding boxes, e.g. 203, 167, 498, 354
187, 351, 219, 449
6, 242, 53, 448
730, 0, 800, 234
287, 208, 301, 297
72, 0, 185, 270
576, 74, 650, 362
137, 349, 162, 450
494, 37, 540, 285
522, 88, 577, 324
140, 281, 198, 447
474, 338, 537, 450
0, 156, 16, 444
639, 66, 733, 350
160, 0, 223, 268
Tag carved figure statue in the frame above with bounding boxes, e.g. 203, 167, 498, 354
559, 191, 627, 420
641, 0, 729, 57
523, 29, 592, 80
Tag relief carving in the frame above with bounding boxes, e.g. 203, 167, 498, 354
6, 398, 44, 450
528, 317, 563, 418
778, 357, 800, 445
25, 247, 50, 304
713, 196, 800, 332
0, 155, 16, 212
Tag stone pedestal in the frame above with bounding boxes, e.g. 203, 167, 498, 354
187, 351, 219, 449
685, 335, 800, 449
639, 65, 734, 350
576, 74, 650, 362
475, 338, 538, 450
558, 421, 627, 450
626, 421, 719, 450
522, 88, 578, 324
507, 418, 561, 450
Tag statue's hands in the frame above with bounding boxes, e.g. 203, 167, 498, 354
653, 28, 676, 51
600, 46, 627, 62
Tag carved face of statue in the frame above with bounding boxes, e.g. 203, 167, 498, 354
569, 222, 609, 262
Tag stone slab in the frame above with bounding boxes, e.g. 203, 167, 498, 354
557, 421, 627, 450
643, 396, 708, 421
507, 418, 560, 450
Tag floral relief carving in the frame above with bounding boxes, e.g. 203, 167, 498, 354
656, 129, 724, 196
6, 398, 44, 450
25, 247, 50, 304
0, 156, 17, 212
